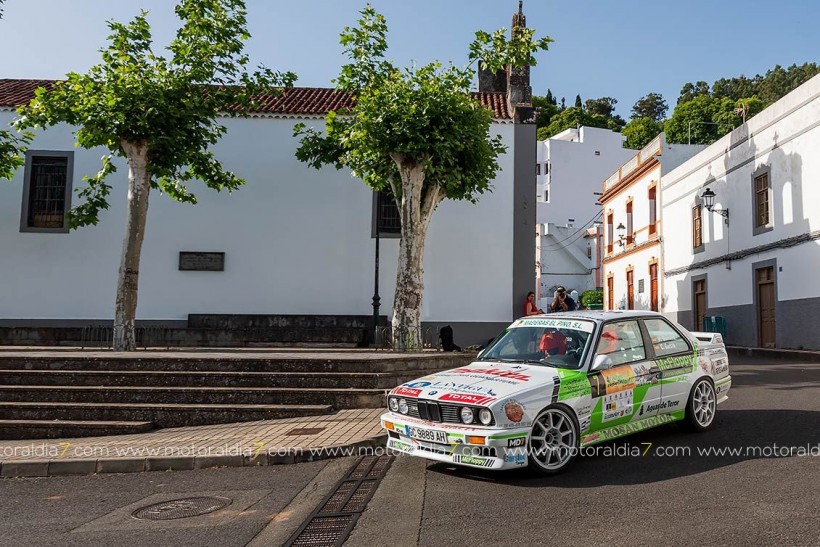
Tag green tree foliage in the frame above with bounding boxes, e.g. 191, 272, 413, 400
677, 81, 710, 104
15, 0, 295, 350
545, 88, 556, 105
585, 96, 617, 118
536, 106, 610, 140
709, 63, 820, 103
294, 6, 550, 349
668, 63, 819, 145
664, 95, 736, 144
585, 96, 626, 130
622, 117, 663, 149
532, 94, 560, 131
574, 94, 583, 108
631, 92, 668, 122
580, 290, 603, 308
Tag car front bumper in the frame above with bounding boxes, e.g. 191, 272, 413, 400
381, 412, 530, 470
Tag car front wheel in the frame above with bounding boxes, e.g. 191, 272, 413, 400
527, 405, 579, 475
684, 378, 717, 432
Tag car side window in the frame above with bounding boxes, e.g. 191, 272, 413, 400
644, 318, 690, 357
595, 320, 646, 367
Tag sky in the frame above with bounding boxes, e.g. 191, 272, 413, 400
1, 0, 818, 118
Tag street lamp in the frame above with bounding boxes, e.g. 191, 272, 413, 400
371, 192, 382, 346
616, 222, 626, 248
700, 187, 729, 224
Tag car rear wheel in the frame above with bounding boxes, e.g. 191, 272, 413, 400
684, 378, 717, 432
527, 406, 578, 475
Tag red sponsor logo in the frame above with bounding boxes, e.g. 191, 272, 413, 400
392, 386, 422, 397
451, 368, 531, 382
438, 392, 495, 405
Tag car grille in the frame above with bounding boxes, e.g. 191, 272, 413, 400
404, 399, 495, 426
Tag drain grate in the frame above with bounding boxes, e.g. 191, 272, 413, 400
132, 496, 232, 521
288, 516, 355, 547
285, 456, 394, 547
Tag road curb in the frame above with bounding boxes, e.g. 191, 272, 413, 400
0, 434, 388, 478
727, 346, 820, 363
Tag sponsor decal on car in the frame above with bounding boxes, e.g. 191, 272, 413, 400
407, 381, 498, 397
655, 354, 696, 373
393, 386, 422, 397
590, 367, 636, 398
639, 399, 681, 415
453, 454, 493, 467
502, 400, 525, 423
503, 452, 527, 465
388, 439, 416, 453
506, 436, 527, 448
582, 413, 680, 445
512, 318, 595, 333
602, 390, 633, 422
451, 368, 531, 382
556, 369, 591, 400
715, 379, 731, 395
438, 392, 495, 405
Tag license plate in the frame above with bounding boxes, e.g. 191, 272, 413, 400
406, 426, 447, 444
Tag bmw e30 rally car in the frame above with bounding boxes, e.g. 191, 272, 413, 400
381, 311, 731, 474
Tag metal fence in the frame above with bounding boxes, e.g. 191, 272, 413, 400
374, 325, 438, 352
81, 325, 170, 350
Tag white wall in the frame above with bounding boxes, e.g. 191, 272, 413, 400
601, 162, 662, 311
536, 126, 635, 227
662, 73, 820, 313
0, 113, 517, 323
536, 223, 595, 307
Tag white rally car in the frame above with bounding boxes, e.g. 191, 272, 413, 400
381, 311, 731, 474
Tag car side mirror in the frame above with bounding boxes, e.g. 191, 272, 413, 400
591, 354, 612, 371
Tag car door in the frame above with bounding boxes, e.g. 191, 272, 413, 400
643, 317, 695, 418
587, 319, 661, 433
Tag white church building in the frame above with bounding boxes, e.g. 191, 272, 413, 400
0, 63, 538, 346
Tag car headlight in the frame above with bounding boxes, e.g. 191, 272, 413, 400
388, 397, 399, 412
460, 407, 475, 424
479, 408, 493, 425
398, 399, 409, 414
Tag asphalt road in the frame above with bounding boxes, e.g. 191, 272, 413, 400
1, 356, 818, 546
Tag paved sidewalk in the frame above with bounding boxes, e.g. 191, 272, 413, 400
0, 408, 386, 478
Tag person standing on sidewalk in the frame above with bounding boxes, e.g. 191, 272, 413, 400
550, 287, 577, 313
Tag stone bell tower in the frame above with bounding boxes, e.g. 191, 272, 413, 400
507, 0, 533, 109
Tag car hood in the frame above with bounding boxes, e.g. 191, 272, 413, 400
390, 360, 564, 405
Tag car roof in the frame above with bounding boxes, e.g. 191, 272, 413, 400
527, 310, 667, 324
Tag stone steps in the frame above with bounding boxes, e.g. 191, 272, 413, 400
0, 385, 387, 408
0, 351, 471, 439
0, 419, 153, 440
0, 326, 368, 348
0, 402, 332, 429
0, 355, 465, 373
0, 369, 421, 389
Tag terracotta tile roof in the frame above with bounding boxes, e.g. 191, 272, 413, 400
0, 79, 512, 119
0, 79, 54, 107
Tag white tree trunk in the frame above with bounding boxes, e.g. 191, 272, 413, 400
390, 154, 442, 351
113, 140, 151, 351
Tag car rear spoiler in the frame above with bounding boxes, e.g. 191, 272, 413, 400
691, 331, 725, 346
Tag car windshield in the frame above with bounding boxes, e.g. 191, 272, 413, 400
478, 317, 595, 370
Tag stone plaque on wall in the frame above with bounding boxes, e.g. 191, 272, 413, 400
179, 252, 225, 271
638, 279, 645, 293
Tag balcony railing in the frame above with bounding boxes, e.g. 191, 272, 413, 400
603, 133, 664, 193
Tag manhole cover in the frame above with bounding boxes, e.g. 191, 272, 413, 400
132, 496, 233, 521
